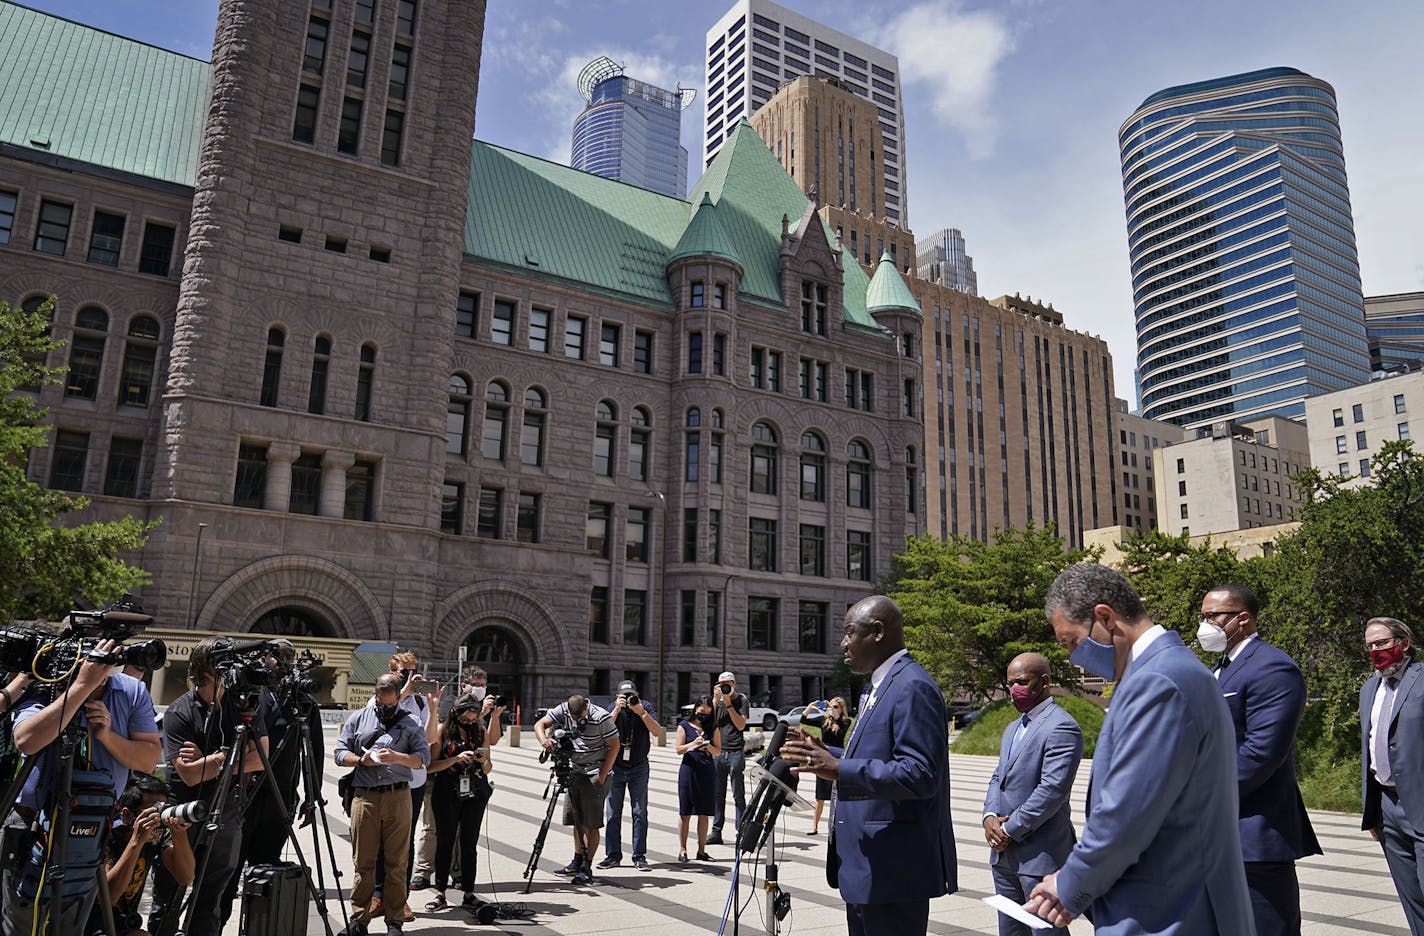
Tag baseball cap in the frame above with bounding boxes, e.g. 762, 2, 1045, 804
718, 672, 735, 683
617, 680, 637, 694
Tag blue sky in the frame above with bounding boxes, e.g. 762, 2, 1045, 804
28, 0, 1424, 407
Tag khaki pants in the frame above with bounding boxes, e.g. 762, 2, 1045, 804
349, 787, 413, 925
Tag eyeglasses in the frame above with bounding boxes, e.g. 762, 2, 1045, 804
1200, 609, 1244, 619
1367, 637, 1400, 651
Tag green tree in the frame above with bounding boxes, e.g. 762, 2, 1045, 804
0, 298, 154, 619
889, 524, 1099, 701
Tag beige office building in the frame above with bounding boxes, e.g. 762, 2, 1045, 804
1114, 399, 1188, 531
1303, 369, 1422, 486
1155, 417, 1309, 537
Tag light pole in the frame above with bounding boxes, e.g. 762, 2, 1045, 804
186, 522, 207, 628
648, 491, 668, 720
720, 572, 733, 676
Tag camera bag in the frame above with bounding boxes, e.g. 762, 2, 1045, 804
241, 861, 309, 936
13, 767, 115, 907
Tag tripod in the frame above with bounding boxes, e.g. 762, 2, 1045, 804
521, 763, 572, 894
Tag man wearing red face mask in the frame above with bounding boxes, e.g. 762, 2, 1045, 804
1360, 616, 1424, 933
981, 653, 1083, 936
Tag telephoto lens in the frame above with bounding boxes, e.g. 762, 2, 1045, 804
159, 800, 209, 825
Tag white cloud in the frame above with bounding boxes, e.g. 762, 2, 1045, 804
876, 1, 1015, 159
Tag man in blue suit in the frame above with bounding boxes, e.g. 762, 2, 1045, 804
1199, 583, 1321, 936
983, 652, 1083, 936
1360, 616, 1424, 935
1026, 563, 1254, 935
783, 595, 956, 936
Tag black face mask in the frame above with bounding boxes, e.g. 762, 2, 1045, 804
399, 669, 414, 683
375, 702, 402, 725
697, 712, 715, 733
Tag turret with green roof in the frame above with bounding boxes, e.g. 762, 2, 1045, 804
865, 252, 923, 318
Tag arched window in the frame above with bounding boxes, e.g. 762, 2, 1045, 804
800, 431, 826, 501
710, 408, 723, 429
750, 422, 778, 495
905, 446, 918, 514
482, 380, 509, 460
260, 326, 284, 406
447, 374, 471, 455
18, 297, 53, 391
521, 387, 547, 466
307, 334, 331, 414
847, 440, 872, 509
594, 400, 617, 477
65, 306, 107, 399
355, 343, 377, 421
685, 407, 702, 482
119, 315, 160, 407
628, 406, 651, 482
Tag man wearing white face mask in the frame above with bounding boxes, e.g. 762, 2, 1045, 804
1198, 583, 1320, 936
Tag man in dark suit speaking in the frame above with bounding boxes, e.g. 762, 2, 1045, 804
782, 595, 956, 936
1199, 582, 1320, 936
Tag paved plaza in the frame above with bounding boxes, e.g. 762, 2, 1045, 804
215, 726, 1405, 935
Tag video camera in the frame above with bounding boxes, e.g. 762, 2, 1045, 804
209, 637, 284, 694
0, 597, 165, 688
538, 728, 576, 782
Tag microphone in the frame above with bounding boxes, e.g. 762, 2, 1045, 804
738, 721, 799, 853
759, 721, 789, 766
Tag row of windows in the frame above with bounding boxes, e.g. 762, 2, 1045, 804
437, 483, 541, 542
2, 193, 176, 277
1331, 395, 1408, 426
454, 292, 656, 373
21, 299, 162, 407
277, 223, 391, 263
46, 430, 145, 498
260, 326, 378, 420
233, 443, 377, 520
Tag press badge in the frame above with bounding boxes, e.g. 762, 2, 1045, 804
459, 774, 472, 796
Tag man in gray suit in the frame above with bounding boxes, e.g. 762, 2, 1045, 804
1026, 563, 1253, 935
982, 653, 1083, 936
1360, 616, 1424, 935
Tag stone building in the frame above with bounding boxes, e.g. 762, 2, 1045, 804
0, 0, 922, 713
1114, 398, 1188, 531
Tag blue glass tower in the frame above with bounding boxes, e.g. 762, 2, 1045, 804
1122, 67, 1370, 428
571, 57, 693, 198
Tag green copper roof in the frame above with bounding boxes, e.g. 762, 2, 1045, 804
865, 252, 923, 316
668, 192, 741, 268
0, 1, 209, 187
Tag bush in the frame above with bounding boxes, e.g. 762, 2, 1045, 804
951, 696, 1105, 759
1295, 700, 1361, 813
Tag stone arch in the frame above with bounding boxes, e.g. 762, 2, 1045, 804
431, 581, 570, 666
197, 555, 385, 639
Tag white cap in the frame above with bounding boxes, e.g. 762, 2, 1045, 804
718, 672, 735, 683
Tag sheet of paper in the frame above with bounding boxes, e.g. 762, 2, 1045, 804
982, 894, 1055, 930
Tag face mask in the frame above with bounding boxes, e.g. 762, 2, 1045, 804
1196, 620, 1230, 654
1009, 683, 1038, 714
1069, 633, 1117, 681
375, 702, 401, 724
468, 685, 487, 702
1371, 643, 1408, 672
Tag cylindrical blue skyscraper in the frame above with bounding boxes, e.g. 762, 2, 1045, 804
1122, 67, 1370, 428
571, 56, 693, 198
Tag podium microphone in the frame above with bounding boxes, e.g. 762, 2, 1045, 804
738, 722, 799, 853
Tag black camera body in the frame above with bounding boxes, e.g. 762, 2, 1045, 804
211, 638, 283, 693
0, 601, 165, 686
538, 728, 576, 783
620, 690, 640, 708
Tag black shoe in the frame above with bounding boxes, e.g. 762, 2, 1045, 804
632, 857, 651, 871
385, 924, 403, 936
339, 923, 368, 936
597, 855, 621, 869
705, 832, 723, 845
571, 868, 593, 885
556, 857, 583, 875
409, 874, 430, 891
696, 851, 713, 861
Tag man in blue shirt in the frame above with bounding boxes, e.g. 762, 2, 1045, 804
4, 638, 160, 936
334, 672, 431, 936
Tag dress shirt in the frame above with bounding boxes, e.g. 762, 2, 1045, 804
1130, 624, 1168, 662
334, 705, 430, 788
865, 648, 909, 711
1214, 633, 1257, 679
1371, 673, 1402, 786
984, 696, 1054, 823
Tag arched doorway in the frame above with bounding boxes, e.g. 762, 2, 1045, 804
250, 606, 335, 637
464, 625, 526, 716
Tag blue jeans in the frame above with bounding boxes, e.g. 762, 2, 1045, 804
604, 760, 649, 861
713, 750, 746, 835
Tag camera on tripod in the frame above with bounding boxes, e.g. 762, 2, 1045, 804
277, 648, 323, 699
537, 728, 575, 781
0, 596, 165, 686
210, 637, 282, 692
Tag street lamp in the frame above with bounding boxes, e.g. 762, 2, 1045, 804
721, 572, 733, 676
648, 491, 667, 720
186, 522, 207, 628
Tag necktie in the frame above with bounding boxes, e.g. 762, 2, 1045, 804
1217, 654, 1230, 670
1374, 677, 1399, 785
1006, 714, 1030, 761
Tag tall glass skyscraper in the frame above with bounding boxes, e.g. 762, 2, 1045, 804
571, 57, 694, 198
1122, 67, 1370, 428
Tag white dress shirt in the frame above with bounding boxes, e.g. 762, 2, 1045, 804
1214, 632, 1257, 680
1371, 673, 1401, 786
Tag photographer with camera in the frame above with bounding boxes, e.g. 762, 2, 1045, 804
706, 671, 748, 846
86, 775, 196, 936
423, 694, 493, 913
148, 636, 269, 936
599, 680, 661, 872
334, 672, 431, 936
534, 695, 619, 886
4, 638, 160, 936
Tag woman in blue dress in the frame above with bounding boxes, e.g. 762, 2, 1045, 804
676, 695, 720, 862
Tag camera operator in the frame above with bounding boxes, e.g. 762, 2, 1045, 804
86, 775, 195, 936
334, 672, 431, 936
413, 665, 505, 890
705, 671, 748, 846
534, 695, 619, 885
4, 639, 160, 936
598, 680, 661, 872
423, 694, 493, 913
0, 671, 35, 782
148, 636, 269, 936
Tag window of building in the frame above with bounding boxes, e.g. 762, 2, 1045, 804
289, 452, 322, 514
441, 481, 463, 534
599, 322, 620, 367
116, 316, 160, 407
355, 0, 375, 25
34, 200, 72, 256
708, 508, 722, 564
1332, 408, 1344, 427
624, 589, 647, 645
1400, 422, 1412, 441
903, 378, 915, 417
0, 189, 16, 246
750, 347, 764, 389
767, 350, 782, 392
1356, 430, 1368, 450
1179, 503, 1189, 520
293, 84, 321, 143
749, 517, 777, 571
307, 335, 331, 414
304, 15, 329, 73
260, 327, 284, 406
800, 281, 828, 336
586, 501, 610, 557
65, 306, 107, 400
750, 422, 778, 494
477, 486, 502, 538
634, 329, 653, 374
800, 431, 825, 501
344, 459, 376, 521
1178, 479, 1187, 496
528, 307, 551, 353
688, 331, 703, 374
690, 281, 705, 308
1397, 394, 1408, 415
626, 506, 649, 562
521, 387, 546, 466
844, 367, 873, 410
234, 444, 267, 508
389, 44, 411, 100
847, 530, 871, 581
798, 601, 826, 653
906, 446, 918, 514
491, 299, 514, 345
594, 400, 617, 476
564, 315, 586, 359
138, 222, 175, 277
680, 590, 698, 645
516, 491, 540, 543
455, 292, 478, 338
482, 381, 509, 459
355, 344, 376, 421
396, 0, 416, 34
589, 586, 609, 643
1335, 435, 1347, 454
799, 524, 825, 576
712, 333, 726, 376
847, 440, 872, 508
380, 109, 404, 166
1353, 403, 1365, 423
446, 374, 471, 454
685, 407, 701, 482
337, 97, 362, 154
347, 31, 370, 87
747, 597, 778, 650
86, 210, 125, 266
714, 283, 727, 309
102, 437, 143, 498
629, 409, 650, 482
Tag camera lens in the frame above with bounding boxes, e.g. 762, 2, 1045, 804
118, 638, 167, 671
159, 800, 209, 825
